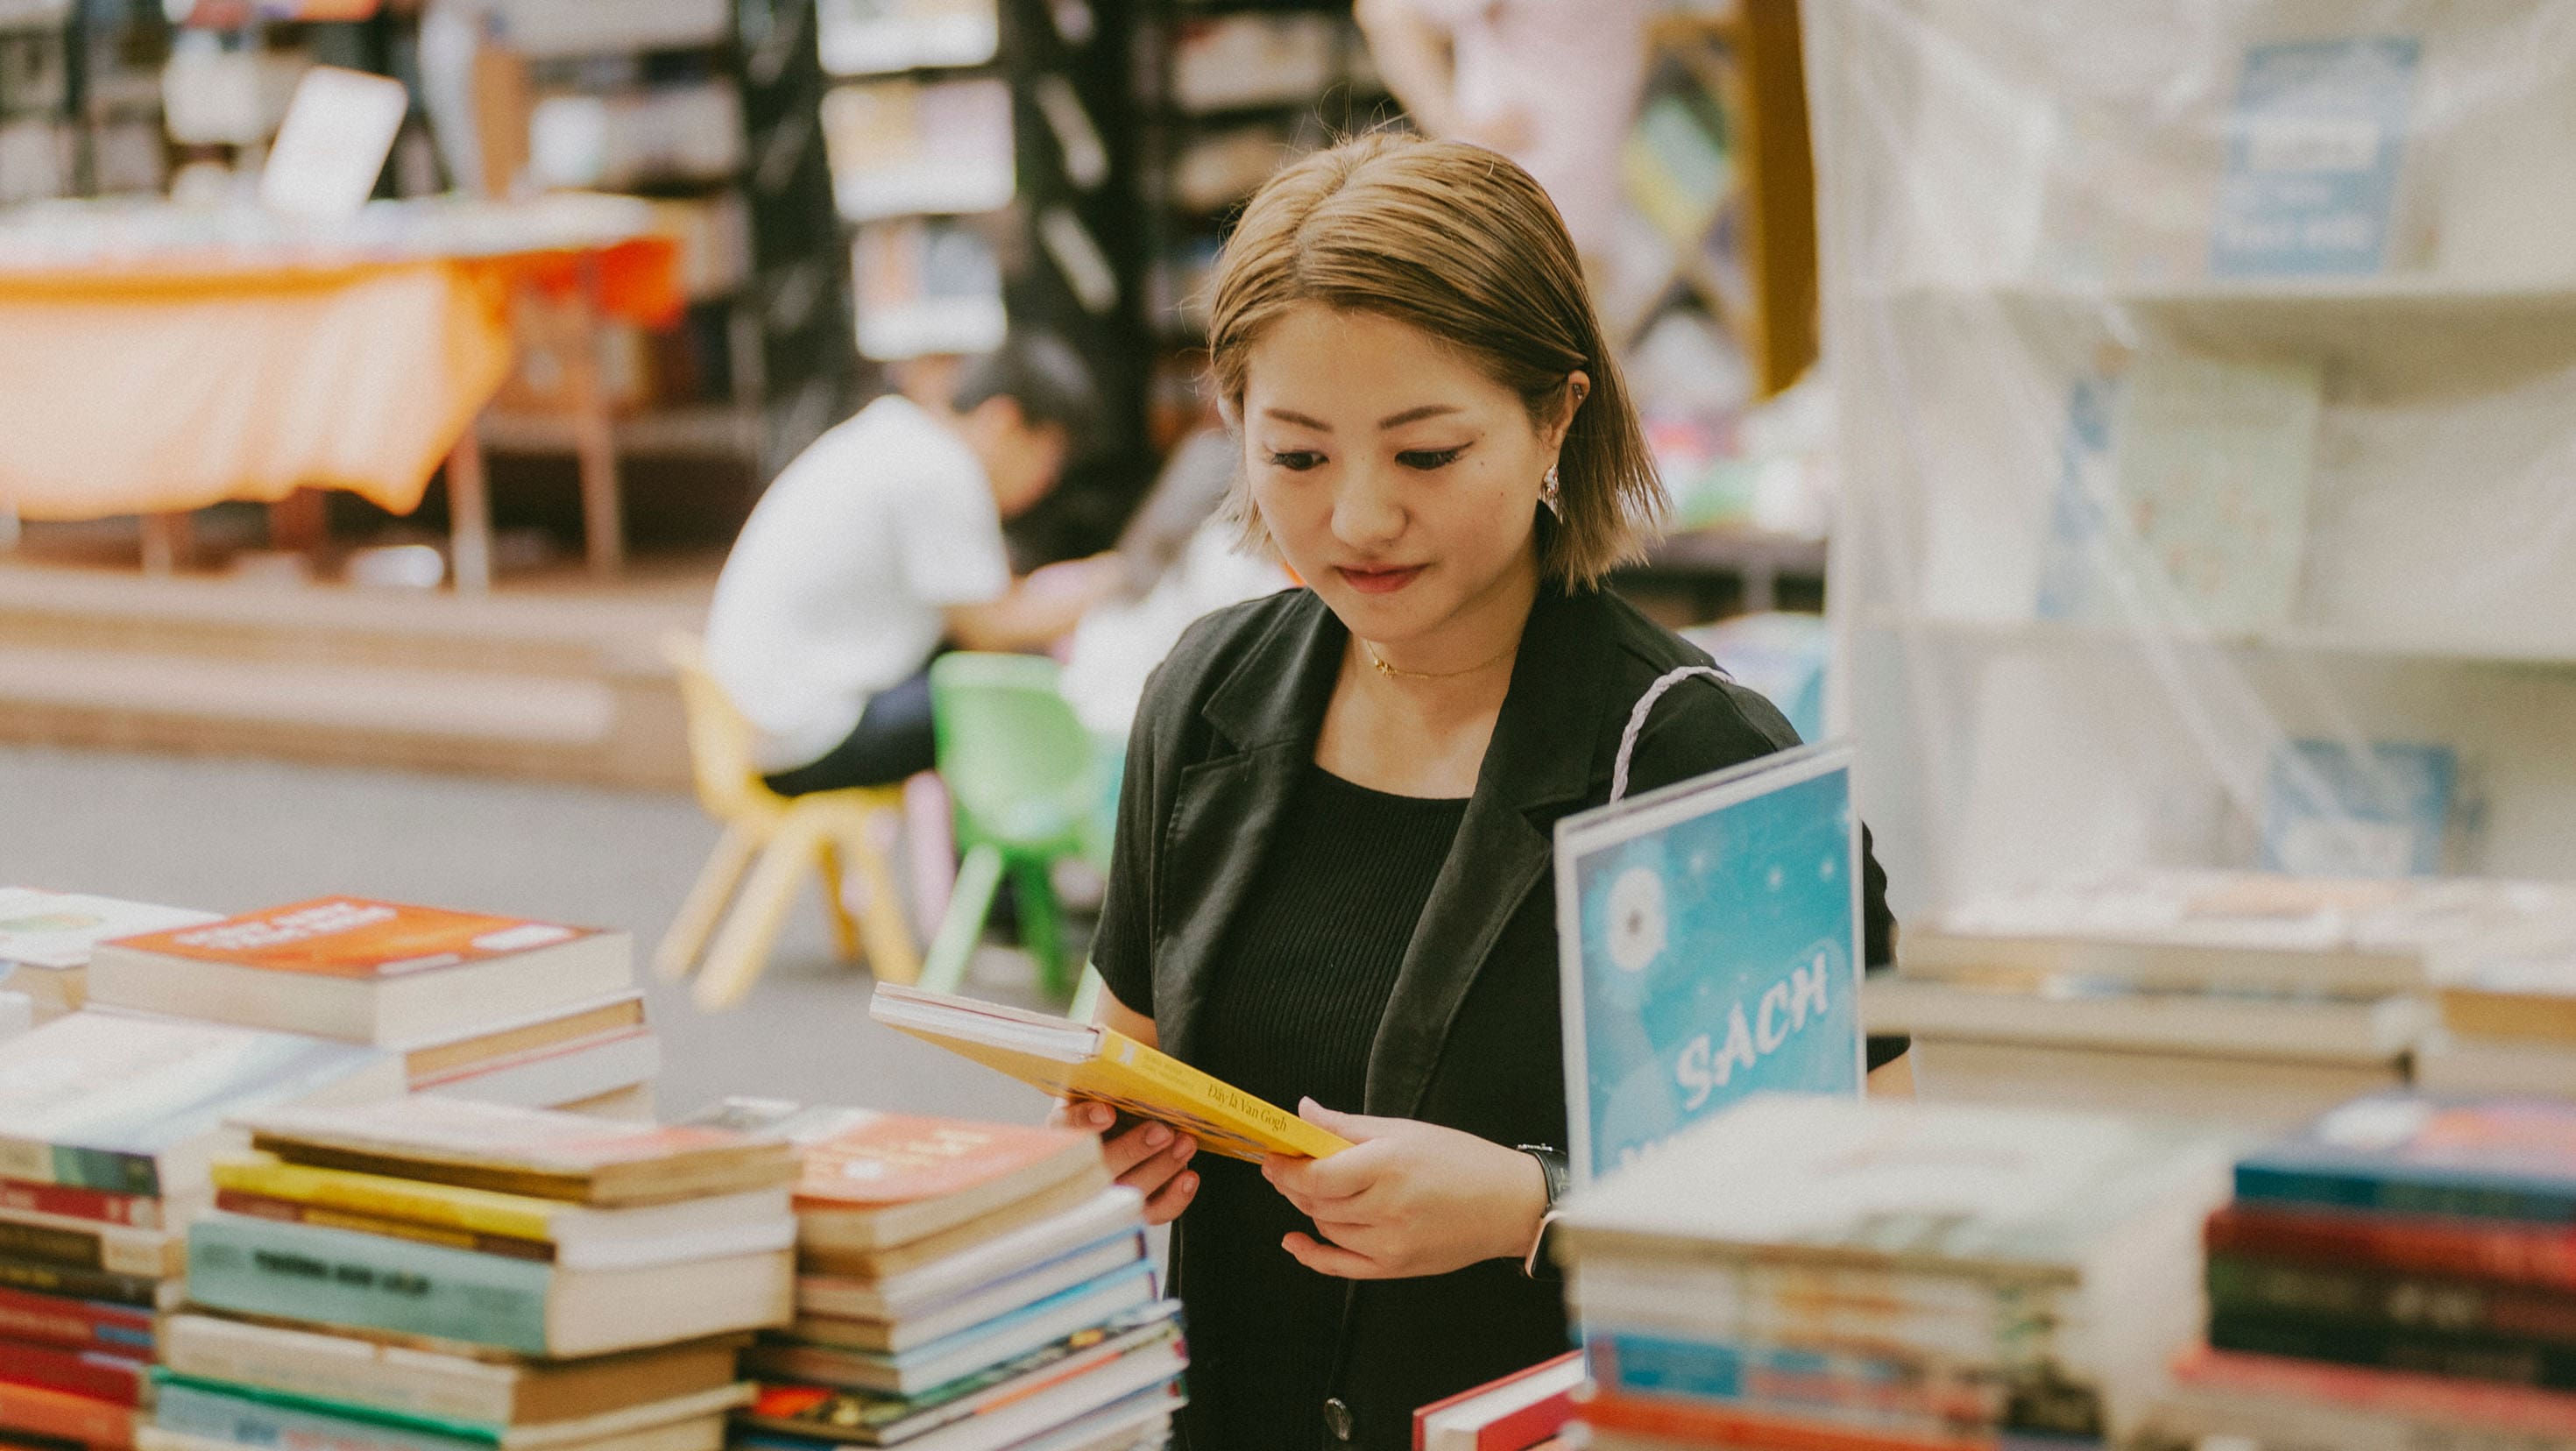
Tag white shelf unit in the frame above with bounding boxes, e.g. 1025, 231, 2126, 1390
1805, 0, 2576, 920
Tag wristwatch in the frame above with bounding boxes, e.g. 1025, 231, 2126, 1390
1515, 1144, 1568, 1279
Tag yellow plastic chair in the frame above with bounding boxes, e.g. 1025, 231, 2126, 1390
655, 633, 920, 1009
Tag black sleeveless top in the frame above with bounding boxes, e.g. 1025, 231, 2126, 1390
1177, 764, 1470, 1451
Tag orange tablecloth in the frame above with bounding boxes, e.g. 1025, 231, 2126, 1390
0, 237, 677, 522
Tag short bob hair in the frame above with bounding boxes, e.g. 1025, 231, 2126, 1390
1206, 131, 1666, 588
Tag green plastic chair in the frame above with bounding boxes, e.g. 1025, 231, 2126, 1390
920, 653, 1103, 1000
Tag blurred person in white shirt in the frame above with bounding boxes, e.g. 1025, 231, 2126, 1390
1355, 0, 1654, 260
704, 334, 1123, 796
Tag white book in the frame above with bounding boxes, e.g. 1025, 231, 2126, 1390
1864, 975, 2431, 1064
0, 888, 218, 970
796, 1187, 1143, 1323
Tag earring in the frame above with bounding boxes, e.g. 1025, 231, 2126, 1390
1539, 465, 1563, 520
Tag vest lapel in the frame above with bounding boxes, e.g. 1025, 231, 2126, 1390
1154, 593, 1344, 1063
1364, 587, 1617, 1120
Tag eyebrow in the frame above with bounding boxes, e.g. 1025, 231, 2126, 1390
1259, 404, 1465, 432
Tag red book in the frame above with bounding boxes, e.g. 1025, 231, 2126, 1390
0, 1290, 152, 1356
1414, 1353, 1583, 1451
0, 1344, 145, 1409
0, 1186, 156, 1235
0, 1377, 132, 1447
2207, 1200, 2576, 1290
1575, 1390, 1992, 1451
2174, 1342, 2576, 1436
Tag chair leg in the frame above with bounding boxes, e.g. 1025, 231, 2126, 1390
843, 823, 921, 987
816, 839, 864, 963
903, 770, 956, 937
919, 843, 1004, 996
1011, 856, 1070, 1002
693, 823, 819, 1012
655, 821, 761, 981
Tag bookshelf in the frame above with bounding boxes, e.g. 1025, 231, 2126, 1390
1806, 3, 2576, 916
812, 0, 1149, 556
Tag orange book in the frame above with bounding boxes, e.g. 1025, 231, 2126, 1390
790, 1111, 1106, 1255
0, 1376, 135, 1447
86, 898, 631, 1045
1576, 1390, 1992, 1451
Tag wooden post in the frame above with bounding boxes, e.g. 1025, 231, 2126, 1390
566, 252, 625, 578
138, 511, 191, 576
1736, 0, 1822, 397
447, 428, 492, 592
267, 487, 329, 555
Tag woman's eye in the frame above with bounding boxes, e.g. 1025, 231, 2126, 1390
1397, 446, 1468, 471
1266, 450, 1325, 472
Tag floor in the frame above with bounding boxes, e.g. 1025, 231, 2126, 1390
0, 742, 1060, 1126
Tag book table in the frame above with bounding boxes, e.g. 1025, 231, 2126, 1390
0, 197, 679, 591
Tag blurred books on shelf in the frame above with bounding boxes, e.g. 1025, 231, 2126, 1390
0, 889, 218, 1025
1554, 1096, 2233, 1449
682, 1100, 1185, 1451
820, 77, 1014, 223
851, 218, 1006, 362
1165, 14, 1341, 113
2212, 36, 2424, 279
529, 83, 746, 194
817, 0, 1000, 78
2262, 739, 2460, 881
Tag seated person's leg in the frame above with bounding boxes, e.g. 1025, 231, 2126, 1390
761, 670, 938, 796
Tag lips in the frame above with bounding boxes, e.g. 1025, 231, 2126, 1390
1336, 564, 1426, 595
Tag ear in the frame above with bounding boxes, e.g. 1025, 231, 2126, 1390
968, 394, 1028, 435
1545, 370, 1591, 452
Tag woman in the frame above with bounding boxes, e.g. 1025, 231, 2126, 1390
1069, 133, 1902, 1451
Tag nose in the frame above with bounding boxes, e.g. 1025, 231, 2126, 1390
1330, 462, 1405, 551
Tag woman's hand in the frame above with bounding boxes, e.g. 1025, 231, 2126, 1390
1260, 1099, 1546, 1279
1051, 1101, 1200, 1226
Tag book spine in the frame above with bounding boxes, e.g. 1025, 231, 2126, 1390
160, 1331, 512, 1427
186, 1215, 551, 1356
152, 1382, 493, 1451
1575, 1390, 1993, 1451
0, 1254, 160, 1309
0, 1341, 149, 1407
0, 1375, 137, 1447
0, 1183, 159, 1232
0, 1287, 155, 1355
209, 1162, 555, 1243
2178, 1346, 2576, 1436
1586, 1333, 2006, 1431
213, 1193, 552, 1264
1469, 1391, 1578, 1451
2209, 1309, 2576, 1391
2209, 1252, 2576, 1347
2208, 1204, 2576, 1292
2235, 1163, 2576, 1225
0, 1214, 171, 1279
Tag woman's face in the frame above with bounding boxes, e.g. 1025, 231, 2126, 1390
1242, 305, 1563, 651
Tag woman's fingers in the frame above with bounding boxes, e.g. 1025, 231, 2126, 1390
1101, 1120, 1192, 1178
1142, 1168, 1200, 1225
1282, 1230, 1384, 1279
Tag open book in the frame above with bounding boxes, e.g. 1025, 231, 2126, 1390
867, 985, 1348, 1162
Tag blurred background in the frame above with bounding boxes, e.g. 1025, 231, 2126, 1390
0, 0, 1826, 1112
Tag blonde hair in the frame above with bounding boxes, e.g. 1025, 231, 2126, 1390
1206, 131, 1666, 588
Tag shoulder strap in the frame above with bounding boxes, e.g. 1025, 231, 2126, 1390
1610, 665, 1733, 804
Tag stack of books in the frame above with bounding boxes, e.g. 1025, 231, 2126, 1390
88, 898, 660, 1117
1882, 871, 2576, 1128
0, 1009, 404, 1449
154, 1096, 801, 1451
694, 1101, 1185, 1451
0, 888, 217, 1026
2162, 1094, 2576, 1449
1551, 1096, 2232, 1451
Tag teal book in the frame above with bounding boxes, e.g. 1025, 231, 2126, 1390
2237, 1095, 2576, 1224
152, 1374, 502, 1451
0, 1010, 399, 1195
187, 1213, 552, 1354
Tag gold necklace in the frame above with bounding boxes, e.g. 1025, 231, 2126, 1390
1361, 637, 1518, 680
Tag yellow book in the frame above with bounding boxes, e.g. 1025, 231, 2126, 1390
209, 1154, 568, 1241
867, 985, 1350, 1162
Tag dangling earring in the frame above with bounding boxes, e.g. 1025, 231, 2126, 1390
1539, 465, 1563, 520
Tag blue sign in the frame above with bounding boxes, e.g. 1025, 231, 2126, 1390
1555, 742, 1865, 1186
